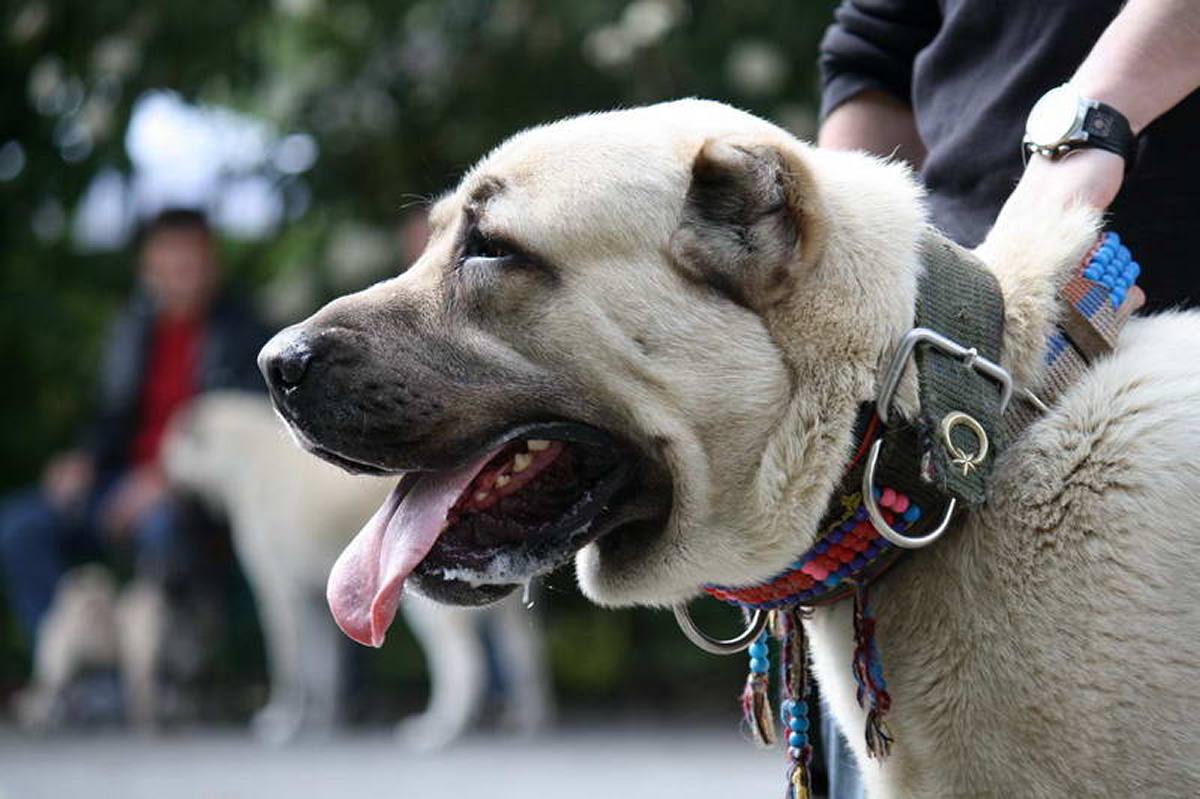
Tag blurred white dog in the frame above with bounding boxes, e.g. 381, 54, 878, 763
162, 391, 552, 746
14, 564, 120, 730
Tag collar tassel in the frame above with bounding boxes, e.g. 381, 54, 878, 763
852, 582, 893, 758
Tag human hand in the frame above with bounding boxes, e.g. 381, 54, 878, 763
1003, 148, 1126, 219
101, 465, 168, 536
42, 450, 95, 511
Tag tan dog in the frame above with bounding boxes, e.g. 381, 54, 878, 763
163, 392, 552, 747
258, 100, 1200, 796
14, 564, 120, 730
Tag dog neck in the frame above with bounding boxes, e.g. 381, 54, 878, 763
754, 147, 1101, 578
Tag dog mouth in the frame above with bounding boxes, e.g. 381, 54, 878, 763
326, 421, 656, 647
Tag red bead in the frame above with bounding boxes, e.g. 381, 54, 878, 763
880, 487, 897, 509
892, 493, 910, 513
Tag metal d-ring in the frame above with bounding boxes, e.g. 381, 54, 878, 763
861, 437, 957, 549
673, 602, 767, 656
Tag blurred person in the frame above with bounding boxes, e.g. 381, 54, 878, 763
816, 1, 1200, 795
0, 208, 267, 660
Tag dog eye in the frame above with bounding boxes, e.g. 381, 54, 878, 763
460, 229, 522, 269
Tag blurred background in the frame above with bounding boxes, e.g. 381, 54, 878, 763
1, 1, 840, 796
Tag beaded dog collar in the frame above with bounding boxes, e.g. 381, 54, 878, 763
676, 230, 1144, 799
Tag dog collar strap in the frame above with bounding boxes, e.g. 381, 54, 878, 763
909, 231, 1009, 505
1004, 231, 1145, 435
703, 407, 943, 609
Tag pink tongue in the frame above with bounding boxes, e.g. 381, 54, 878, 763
326, 451, 499, 647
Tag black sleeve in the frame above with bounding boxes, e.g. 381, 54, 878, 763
818, 0, 942, 121
200, 292, 272, 394
83, 302, 152, 472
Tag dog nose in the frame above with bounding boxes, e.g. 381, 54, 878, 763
258, 328, 314, 392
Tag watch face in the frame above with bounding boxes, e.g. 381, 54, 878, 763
1026, 85, 1082, 147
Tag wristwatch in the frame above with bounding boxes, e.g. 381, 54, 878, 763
1022, 84, 1136, 167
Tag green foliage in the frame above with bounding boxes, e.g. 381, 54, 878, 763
1, 0, 837, 709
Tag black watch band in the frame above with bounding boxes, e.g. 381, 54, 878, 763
1081, 102, 1137, 165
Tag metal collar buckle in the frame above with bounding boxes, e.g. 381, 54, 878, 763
864, 327, 1013, 549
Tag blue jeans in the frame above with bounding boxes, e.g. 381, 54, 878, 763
823, 699, 865, 799
0, 479, 192, 645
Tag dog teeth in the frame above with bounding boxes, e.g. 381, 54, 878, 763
527, 439, 550, 451
513, 453, 533, 472
495, 474, 511, 488
474, 490, 490, 502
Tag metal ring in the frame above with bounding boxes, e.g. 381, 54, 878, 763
861, 437, 957, 549
939, 411, 989, 476
673, 602, 767, 656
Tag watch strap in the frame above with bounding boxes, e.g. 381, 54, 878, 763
1081, 102, 1137, 165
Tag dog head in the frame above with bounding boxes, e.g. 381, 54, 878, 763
259, 100, 925, 646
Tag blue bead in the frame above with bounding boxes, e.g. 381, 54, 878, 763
903, 505, 921, 523
829, 529, 844, 544
788, 732, 807, 748
1082, 266, 1102, 280
872, 486, 882, 500
823, 575, 841, 588
814, 541, 828, 554
1118, 245, 1131, 262
1107, 231, 1121, 246
864, 544, 879, 557
793, 700, 809, 716
1126, 261, 1141, 281
748, 641, 768, 658
789, 715, 810, 732
852, 556, 867, 569
749, 657, 769, 674
780, 699, 794, 717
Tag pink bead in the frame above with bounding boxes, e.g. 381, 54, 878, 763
892, 493, 910, 513
880, 488, 897, 509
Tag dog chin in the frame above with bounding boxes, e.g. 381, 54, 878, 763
573, 516, 705, 608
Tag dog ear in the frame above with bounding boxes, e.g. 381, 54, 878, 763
670, 138, 824, 310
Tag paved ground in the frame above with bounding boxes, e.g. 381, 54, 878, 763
0, 724, 790, 799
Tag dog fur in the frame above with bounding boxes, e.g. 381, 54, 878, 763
162, 392, 552, 747
13, 564, 121, 730
265, 100, 1200, 795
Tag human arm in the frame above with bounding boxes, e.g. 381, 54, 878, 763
1002, 0, 1200, 216
815, 0, 941, 168
818, 89, 926, 170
